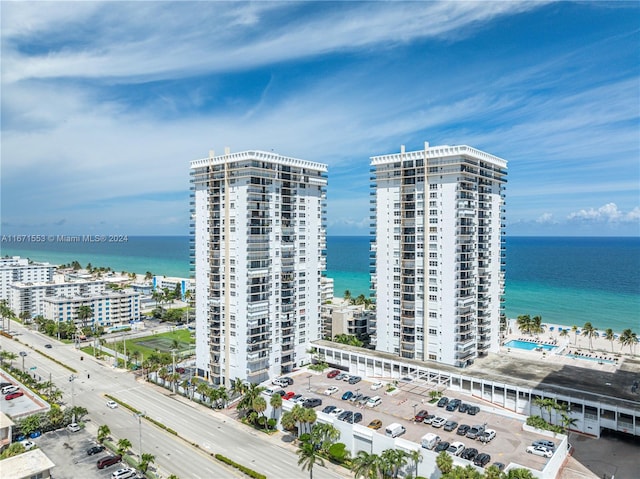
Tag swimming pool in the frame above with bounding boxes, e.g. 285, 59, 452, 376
504, 339, 557, 351
565, 354, 615, 364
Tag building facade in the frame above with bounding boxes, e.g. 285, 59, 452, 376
0, 256, 55, 301
370, 143, 506, 367
191, 149, 328, 385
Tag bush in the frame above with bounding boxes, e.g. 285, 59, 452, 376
214, 454, 266, 479
328, 442, 349, 463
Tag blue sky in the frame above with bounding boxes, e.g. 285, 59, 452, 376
1, 1, 639, 237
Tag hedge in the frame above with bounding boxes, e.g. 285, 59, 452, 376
214, 454, 267, 479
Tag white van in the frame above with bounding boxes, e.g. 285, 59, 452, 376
366, 396, 382, 408
1, 385, 17, 395
385, 423, 406, 438
111, 468, 136, 479
421, 432, 441, 450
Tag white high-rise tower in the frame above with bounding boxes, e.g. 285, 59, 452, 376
190, 149, 328, 385
370, 143, 507, 367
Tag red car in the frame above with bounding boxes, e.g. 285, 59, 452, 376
283, 391, 296, 400
5, 391, 23, 400
326, 369, 340, 379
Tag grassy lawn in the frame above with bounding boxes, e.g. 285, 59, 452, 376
83, 329, 195, 362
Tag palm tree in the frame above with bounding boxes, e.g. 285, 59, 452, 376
77, 305, 93, 330
581, 322, 597, 351
484, 465, 504, 479
571, 324, 579, 345
435, 450, 453, 476
516, 315, 532, 335
559, 329, 569, 341
280, 410, 296, 434
129, 350, 141, 368
117, 438, 132, 455
619, 329, 638, 354
145, 271, 153, 280
301, 407, 317, 436
297, 440, 324, 479
230, 377, 248, 400
351, 450, 379, 479
343, 290, 352, 302
309, 423, 339, 453
97, 424, 111, 443
531, 315, 545, 336
380, 448, 408, 479
140, 453, 156, 472
216, 386, 229, 408
408, 449, 423, 477
290, 404, 307, 437
270, 392, 283, 418
604, 328, 615, 352
507, 468, 536, 479
196, 382, 211, 404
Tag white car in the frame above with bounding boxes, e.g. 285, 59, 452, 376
431, 416, 447, 428
447, 441, 465, 456
478, 428, 496, 442
106, 400, 118, 409
293, 396, 307, 404
371, 381, 384, 390
526, 445, 553, 458
20, 440, 36, 450
324, 386, 339, 395
329, 408, 344, 417
67, 423, 81, 432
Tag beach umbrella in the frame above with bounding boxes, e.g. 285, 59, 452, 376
549, 326, 555, 331
558, 327, 563, 331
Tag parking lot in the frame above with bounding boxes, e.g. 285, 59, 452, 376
28, 427, 136, 479
268, 369, 559, 471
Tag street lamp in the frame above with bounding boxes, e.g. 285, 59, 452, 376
134, 411, 145, 462
307, 374, 312, 392
69, 375, 76, 421
413, 403, 418, 420
20, 351, 27, 372
171, 349, 177, 393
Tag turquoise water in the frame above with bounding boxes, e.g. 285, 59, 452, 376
565, 354, 615, 364
504, 340, 557, 351
2, 235, 638, 333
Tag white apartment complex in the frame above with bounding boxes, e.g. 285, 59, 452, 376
8, 279, 106, 318
43, 290, 140, 328
0, 256, 55, 301
370, 143, 506, 367
191, 149, 328, 385
152, 275, 194, 300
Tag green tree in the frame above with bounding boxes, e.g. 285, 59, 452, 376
484, 465, 504, 479
380, 448, 408, 479
270, 391, 283, 418
140, 453, 156, 472
559, 329, 569, 341
252, 396, 267, 425
619, 329, 638, 354
309, 422, 340, 454
507, 468, 536, 479
97, 424, 111, 443
604, 328, 615, 352
581, 322, 598, 351
77, 305, 93, 330
117, 438, 132, 455
18, 414, 42, 436
297, 440, 324, 479
516, 315, 532, 335
571, 324, 579, 345
351, 450, 379, 479
0, 442, 25, 459
435, 450, 453, 475
280, 410, 296, 433
47, 405, 65, 429
408, 449, 423, 478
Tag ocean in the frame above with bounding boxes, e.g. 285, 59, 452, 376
2, 235, 638, 333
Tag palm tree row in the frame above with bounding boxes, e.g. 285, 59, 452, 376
518, 315, 638, 355
343, 290, 374, 310
280, 404, 318, 437
437, 450, 536, 478
351, 448, 417, 479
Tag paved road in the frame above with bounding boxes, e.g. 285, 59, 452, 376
1, 324, 348, 479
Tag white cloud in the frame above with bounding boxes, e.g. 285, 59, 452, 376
567, 203, 640, 223
536, 213, 555, 224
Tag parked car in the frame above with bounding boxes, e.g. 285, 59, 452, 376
283, 391, 296, 400
342, 375, 352, 382
371, 381, 384, 390
324, 386, 339, 395
327, 369, 340, 378
446, 398, 462, 411
532, 439, 556, 450
349, 392, 363, 403
322, 405, 336, 414
106, 400, 118, 409
20, 440, 36, 450
431, 417, 446, 428
434, 441, 450, 453
44, 344, 53, 349
29, 431, 41, 439
367, 419, 382, 430
281, 377, 294, 385
175, 367, 186, 374
437, 396, 449, 408
358, 395, 371, 405
335, 373, 347, 380
492, 462, 506, 471
302, 398, 322, 408
275, 390, 286, 397
338, 411, 352, 421
329, 408, 344, 417
478, 429, 496, 443
87, 445, 106, 456
466, 425, 485, 440
467, 405, 480, 415
458, 403, 470, 413
291, 394, 304, 403
461, 447, 479, 461
0, 382, 12, 388
443, 420, 459, 432
447, 441, 465, 456
341, 391, 354, 401
474, 453, 492, 467
526, 445, 553, 458
97, 454, 122, 469
111, 467, 137, 479
352, 412, 363, 423
414, 410, 430, 422
67, 423, 81, 432
348, 376, 362, 384
422, 414, 435, 424
457, 424, 471, 436
5, 391, 23, 400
